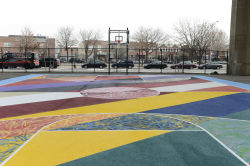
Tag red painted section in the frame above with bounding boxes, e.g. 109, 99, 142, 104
191, 86, 248, 92
0, 115, 70, 139
0, 114, 125, 139
0, 97, 122, 119
2, 79, 72, 87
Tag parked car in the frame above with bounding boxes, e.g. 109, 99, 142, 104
145, 59, 154, 63
164, 61, 174, 64
218, 61, 227, 65
144, 61, 167, 69
111, 60, 134, 68
69, 58, 84, 63
39, 58, 60, 68
171, 61, 197, 69
82, 60, 107, 68
198, 63, 223, 69
59, 57, 67, 63
0, 52, 39, 69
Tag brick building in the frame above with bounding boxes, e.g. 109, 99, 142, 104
0, 35, 55, 57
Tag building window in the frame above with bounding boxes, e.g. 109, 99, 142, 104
98, 45, 102, 49
15, 37, 20, 41
88, 45, 93, 50
4, 43, 11, 47
40, 44, 44, 48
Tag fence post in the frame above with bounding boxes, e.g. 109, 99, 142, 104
108, 28, 111, 75
126, 42, 129, 75
138, 49, 141, 73
204, 50, 207, 74
182, 49, 185, 73
25, 47, 27, 73
115, 46, 118, 73
1, 47, 3, 73
71, 48, 73, 73
226, 50, 229, 75
48, 48, 51, 73
94, 47, 96, 73
160, 48, 163, 74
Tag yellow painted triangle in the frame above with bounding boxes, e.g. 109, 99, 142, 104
1, 92, 237, 121
4, 130, 170, 166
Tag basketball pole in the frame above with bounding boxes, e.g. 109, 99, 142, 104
108, 28, 111, 75
126, 28, 129, 75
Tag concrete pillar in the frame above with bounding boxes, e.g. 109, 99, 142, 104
229, 0, 250, 75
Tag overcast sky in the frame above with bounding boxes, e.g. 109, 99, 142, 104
1, 0, 232, 39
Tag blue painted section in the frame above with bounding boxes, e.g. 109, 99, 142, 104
0, 74, 44, 87
144, 93, 250, 117
50, 114, 196, 131
194, 75, 250, 90
142, 75, 190, 81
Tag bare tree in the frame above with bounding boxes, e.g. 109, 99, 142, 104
18, 26, 40, 52
174, 20, 228, 62
132, 27, 169, 61
212, 29, 229, 50
79, 29, 101, 62
57, 26, 78, 61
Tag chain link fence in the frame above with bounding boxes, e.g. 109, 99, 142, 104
0, 47, 228, 75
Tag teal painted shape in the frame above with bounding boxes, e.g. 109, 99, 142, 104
224, 109, 250, 121
200, 118, 250, 163
58, 131, 245, 166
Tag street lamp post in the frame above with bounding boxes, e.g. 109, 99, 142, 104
210, 21, 219, 62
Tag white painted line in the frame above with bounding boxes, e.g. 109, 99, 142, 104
142, 113, 250, 123
46, 130, 204, 132
0, 92, 83, 107
150, 82, 226, 92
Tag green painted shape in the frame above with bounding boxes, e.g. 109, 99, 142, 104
200, 118, 250, 163
224, 109, 250, 121
58, 131, 245, 166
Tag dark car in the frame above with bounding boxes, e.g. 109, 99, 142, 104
144, 61, 167, 69
69, 58, 84, 63
39, 58, 60, 68
0, 52, 39, 69
82, 60, 107, 69
111, 60, 134, 68
171, 61, 197, 69
198, 63, 223, 69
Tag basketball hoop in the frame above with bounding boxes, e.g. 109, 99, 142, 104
115, 36, 123, 45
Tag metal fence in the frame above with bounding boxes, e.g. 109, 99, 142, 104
0, 47, 228, 75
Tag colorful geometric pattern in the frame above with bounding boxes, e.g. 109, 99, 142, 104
0, 74, 249, 166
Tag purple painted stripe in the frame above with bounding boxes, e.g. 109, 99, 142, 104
0, 79, 138, 92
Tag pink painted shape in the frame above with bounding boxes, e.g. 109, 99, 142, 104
80, 87, 159, 99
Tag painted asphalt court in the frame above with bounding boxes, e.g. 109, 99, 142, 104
0, 74, 249, 166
